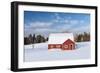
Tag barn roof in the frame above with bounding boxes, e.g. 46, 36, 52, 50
48, 33, 74, 44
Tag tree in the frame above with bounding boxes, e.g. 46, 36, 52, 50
46, 37, 48, 41
31, 34, 35, 48
28, 34, 33, 44
83, 32, 90, 41
32, 34, 35, 43
74, 32, 90, 42
76, 34, 83, 42
35, 35, 46, 43
35, 35, 42, 43
24, 37, 29, 45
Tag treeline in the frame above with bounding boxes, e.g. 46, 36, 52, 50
74, 32, 90, 42
24, 32, 90, 45
24, 34, 48, 45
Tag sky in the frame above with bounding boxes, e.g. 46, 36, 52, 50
24, 11, 90, 37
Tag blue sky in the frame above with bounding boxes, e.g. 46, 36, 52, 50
24, 11, 90, 37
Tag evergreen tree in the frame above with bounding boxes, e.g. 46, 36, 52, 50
36, 35, 42, 43
46, 37, 48, 41
32, 34, 35, 43
29, 34, 33, 44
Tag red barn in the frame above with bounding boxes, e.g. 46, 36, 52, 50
48, 33, 75, 50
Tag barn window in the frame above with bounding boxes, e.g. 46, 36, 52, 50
50, 45, 54, 48
56, 45, 61, 48
64, 45, 68, 48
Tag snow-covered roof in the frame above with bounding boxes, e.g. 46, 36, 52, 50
48, 33, 74, 44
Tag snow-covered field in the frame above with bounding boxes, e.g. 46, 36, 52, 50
24, 42, 91, 62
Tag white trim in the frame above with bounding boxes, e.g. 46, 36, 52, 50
18, 5, 96, 68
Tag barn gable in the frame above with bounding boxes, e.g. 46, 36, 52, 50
63, 39, 75, 44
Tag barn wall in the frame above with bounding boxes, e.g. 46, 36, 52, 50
48, 44, 62, 49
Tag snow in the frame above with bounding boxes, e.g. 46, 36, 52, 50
24, 42, 91, 62
48, 33, 74, 44
25, 42, 48, 51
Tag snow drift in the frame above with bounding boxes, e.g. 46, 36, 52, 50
24, 42, 90, 62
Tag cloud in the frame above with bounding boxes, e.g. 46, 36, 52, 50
25, 20, 89, 37
24, 13, 89, 37
71, 25, 90, 33
53, 14, 84, 26
25, 22, 53, 29
55, 13, 61, 20
53, 13, 64, 23
70, 20, 79, 25
24, 27, 59, 37
24, 21, 56, 37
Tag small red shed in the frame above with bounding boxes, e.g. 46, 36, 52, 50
48, 33, 75, 50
